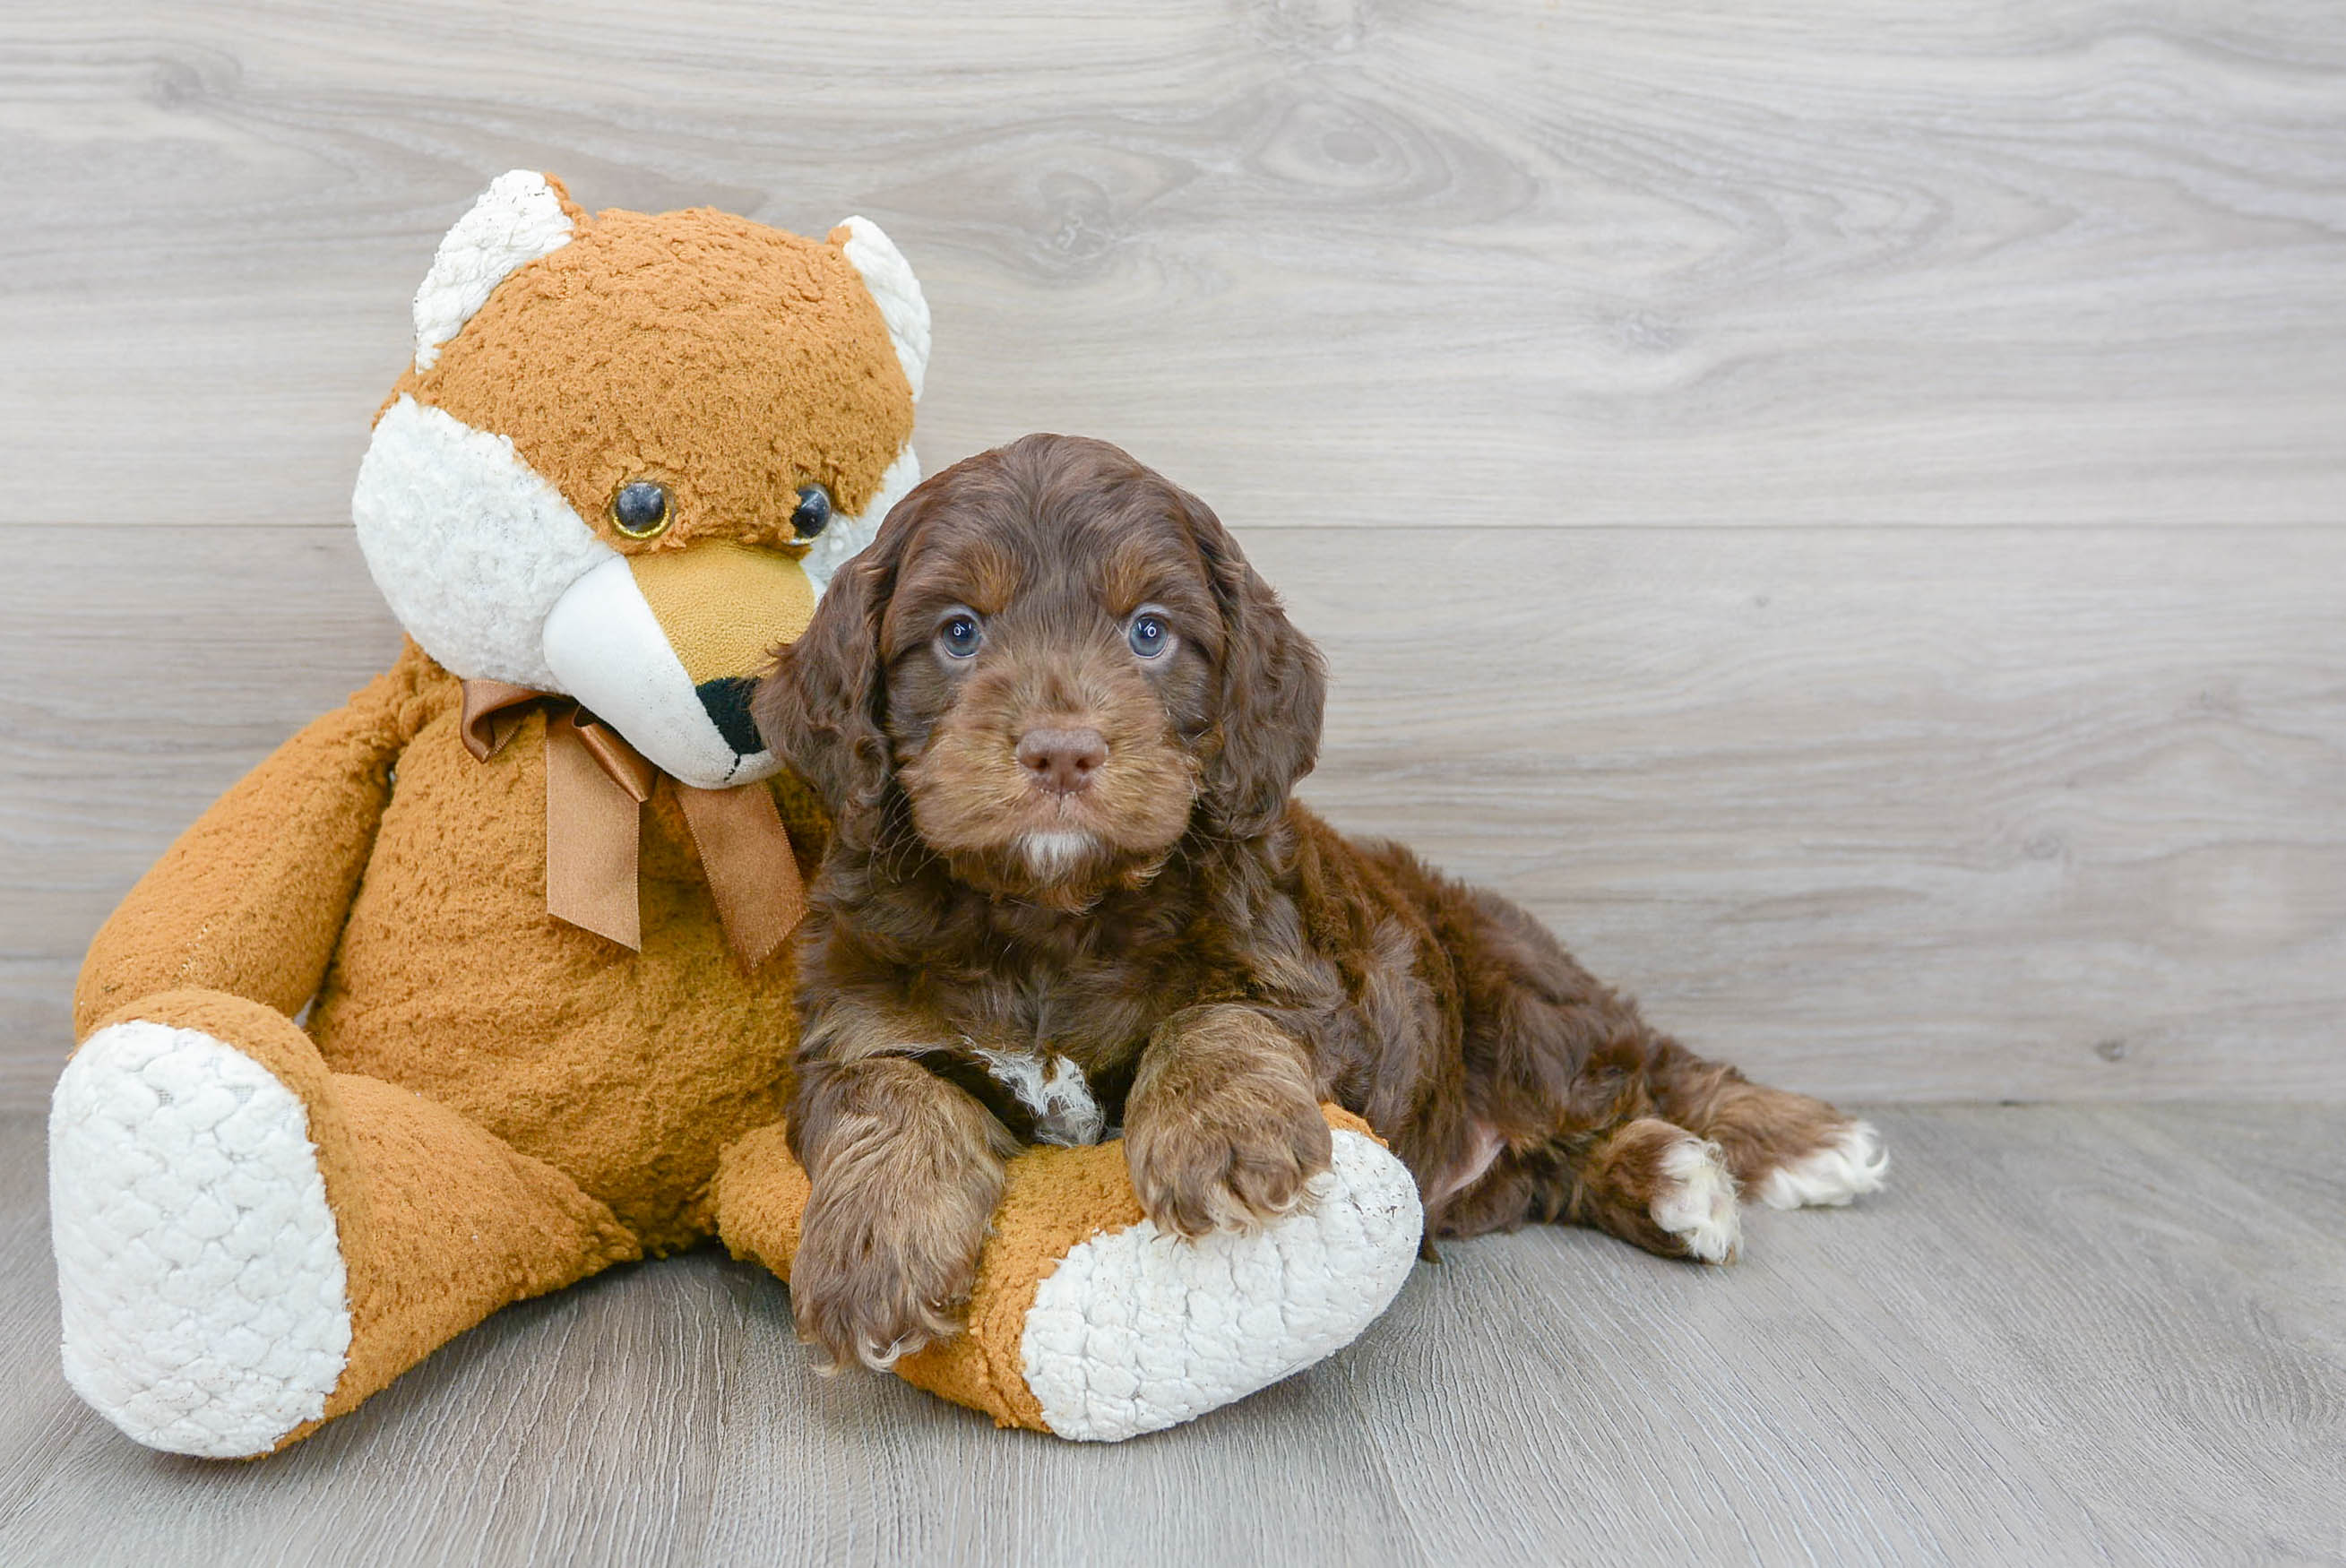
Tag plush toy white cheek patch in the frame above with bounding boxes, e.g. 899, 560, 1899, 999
353, 396, 614, 689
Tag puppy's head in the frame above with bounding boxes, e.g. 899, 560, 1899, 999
755, 433, 1324, 903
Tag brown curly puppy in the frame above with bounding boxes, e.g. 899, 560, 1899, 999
755, 433, 1887, 1373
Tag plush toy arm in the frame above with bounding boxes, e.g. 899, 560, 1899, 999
715, 1104, 1423, 1442
73, 642, 451, 1038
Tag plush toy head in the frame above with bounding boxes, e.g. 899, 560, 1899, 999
351, 170, 929, 788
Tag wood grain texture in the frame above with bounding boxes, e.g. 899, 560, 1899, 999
5, 524, 2340, 1107
7, 6, 2340, 1558
2, 0, 2343, 528
3, 1, 2342, 1107
2, 1105, 2342, 1566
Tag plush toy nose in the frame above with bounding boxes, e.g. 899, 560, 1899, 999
1016, 727, 1108, 796
695, 677, 763, 754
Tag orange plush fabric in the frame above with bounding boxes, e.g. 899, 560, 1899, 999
61, 182, 933, 1450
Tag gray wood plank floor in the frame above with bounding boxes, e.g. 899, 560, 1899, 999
3, 1105, 2342, 1567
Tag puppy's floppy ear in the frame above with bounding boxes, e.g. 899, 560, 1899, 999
1182, 491, 1327, 838
755, 532, 897, 848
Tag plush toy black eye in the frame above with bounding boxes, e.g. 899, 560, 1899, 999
791, 483, 832, 539
1128, 612, 1169, 659
940, 612, 983, 659
611, 481, 671, 538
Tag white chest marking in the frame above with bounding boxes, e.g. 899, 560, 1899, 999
973, 1047, 1106, 1147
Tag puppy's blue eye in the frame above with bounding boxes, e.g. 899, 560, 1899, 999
1128, 614, 1169, 659
940, 614, 983, 659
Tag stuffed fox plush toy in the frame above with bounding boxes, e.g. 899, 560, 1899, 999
48, 173, 1420, 1457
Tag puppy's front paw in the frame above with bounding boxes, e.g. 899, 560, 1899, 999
1126, 1083, 1335, 1240
789, 1189, 988, 1372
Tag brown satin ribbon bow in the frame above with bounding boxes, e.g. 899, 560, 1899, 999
459, 680, 804, 971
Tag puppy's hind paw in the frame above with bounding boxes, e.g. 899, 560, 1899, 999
1651, 1133, 1743, 1263
1753, 1121, 1889, 1211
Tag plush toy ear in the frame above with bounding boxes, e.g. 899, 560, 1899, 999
411, 170, 577, 372
832, 217, 931, 401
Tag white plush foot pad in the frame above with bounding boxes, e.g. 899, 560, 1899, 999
1019, 1126, 1421, 1442
1652, 1133, 1743, 1262
50, 1021, 352, 1458
1755, 1121, 1891, 1210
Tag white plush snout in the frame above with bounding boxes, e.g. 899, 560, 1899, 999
541, 557, 783, 789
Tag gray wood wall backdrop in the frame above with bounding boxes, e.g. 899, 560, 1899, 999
3, 0, 2342, 1111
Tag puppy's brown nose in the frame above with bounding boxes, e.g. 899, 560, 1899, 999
1016, 727, 1108, 796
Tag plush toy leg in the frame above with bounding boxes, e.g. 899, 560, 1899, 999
713, 1105, 1422, 1442
51, 989, 639, 1458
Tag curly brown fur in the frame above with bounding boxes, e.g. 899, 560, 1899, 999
756, 433, 1881, 1371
